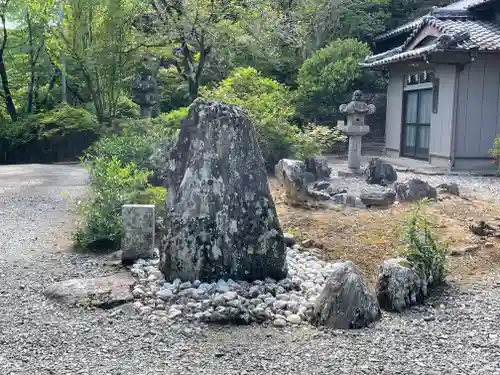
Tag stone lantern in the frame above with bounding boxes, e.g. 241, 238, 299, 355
337, 90, 376, 174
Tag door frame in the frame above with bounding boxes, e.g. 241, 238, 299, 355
400, 82, 433, 160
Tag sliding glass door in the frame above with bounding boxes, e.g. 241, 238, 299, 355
401, 89, 431, 159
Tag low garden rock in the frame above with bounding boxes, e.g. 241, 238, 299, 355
161, 99, 287, 282
394, 178, 437, 202
436, 182, 460, 196
305, 157, 332, 180
364, 157, 398, 186
359, 186, 396, 207
43, 272, 135, 309
376, 258, 427, 312
311, 261, 380, 329
276, 159, 315, 201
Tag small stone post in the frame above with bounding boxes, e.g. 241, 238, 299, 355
337, 90, 376, 174
121, 204, 155, 264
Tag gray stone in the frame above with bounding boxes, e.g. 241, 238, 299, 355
275, 159, 315, 201
311, 261, 380, 329
364, 158, 398, 186
436, 182, 460, 196
156, 289, 174, 301
376, 258, 427, 312
304, 157, 332, 180
286, 314, 302, 324
283, 233, 296, 246
160, 99, 287, 282
394, 179, 437, 202
359, 186, 396, 207
272, 318, 287, 327
121, 204, 155, 264
43, 273, 135, 309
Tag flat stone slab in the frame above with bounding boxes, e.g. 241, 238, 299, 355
43, 272, 135, 309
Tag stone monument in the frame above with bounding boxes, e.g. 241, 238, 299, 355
132, 55, 159, 118
160, 99, 288, 282
121, 204, 155, 264
337, 90, 376, 175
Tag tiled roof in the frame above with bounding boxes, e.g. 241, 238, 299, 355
361, 44, 440, 67
374, 0, 498, 41
361, 17, 500, 67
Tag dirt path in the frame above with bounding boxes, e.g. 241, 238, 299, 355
0, 165, 499, 375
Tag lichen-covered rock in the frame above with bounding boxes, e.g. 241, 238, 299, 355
305, 157, 332, 180
43, 273, 135, 308
376, 258, 427, 312
275, 159, 315, 201
364, 157, 397, 186
394, 178, 437, 202
160, 99, 287, 282
311, 261, 380, 329
359, 186, 396, 207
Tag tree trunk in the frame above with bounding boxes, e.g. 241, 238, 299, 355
0, 14, 17, 121
0, 58, 16, 122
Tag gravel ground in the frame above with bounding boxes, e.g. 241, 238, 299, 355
1, 164, 500, 375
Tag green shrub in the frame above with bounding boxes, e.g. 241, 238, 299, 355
488, 136, 500, 174
295, 39, 385, 123
303, 124, 347, 154
86, 134, 154, 171
74, 156, 166, 250
397, 200, 448, 286
115, 96, 141, 119
0, 104, 99, 164
202, 67, 321, 169
159, 107, 189, 130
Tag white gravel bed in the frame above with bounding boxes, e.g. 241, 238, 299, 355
130, 246, 336, 327
1, 164, 500, 375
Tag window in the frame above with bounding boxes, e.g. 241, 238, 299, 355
405, 70, 435, 86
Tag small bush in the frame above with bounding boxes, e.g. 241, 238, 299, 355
202, 67, 321, 169
397, 200, 448, 286
74, 156, 166, 250
488, 136, 500, 174
0, 104, 99, 164
303, 124, 347, 154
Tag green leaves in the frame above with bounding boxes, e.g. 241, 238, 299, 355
397, 200, 449, 286
295, 38, 374, 123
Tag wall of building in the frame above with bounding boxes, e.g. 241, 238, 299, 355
453, 53, 500, 171
384, 69, 404, 153
384, 64, 456, 165
429, 64, 456, 162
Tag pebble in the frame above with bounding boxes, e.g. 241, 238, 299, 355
129, 247, 335, 325
272, 318, 287, 328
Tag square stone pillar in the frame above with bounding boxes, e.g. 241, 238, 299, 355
121, 204, 155, 264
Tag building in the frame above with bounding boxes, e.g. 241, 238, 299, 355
362, 0, 500, 171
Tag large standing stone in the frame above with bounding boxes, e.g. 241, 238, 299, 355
364, 157, 397, 186
121, 204, 155, 264
394, 178, 437, 202
275, 159, 315, 201
311, 261, 380, 329
376, 258, 427, 312
160, 99, 287, 282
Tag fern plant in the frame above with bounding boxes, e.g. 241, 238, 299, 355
397, 199, 448, 286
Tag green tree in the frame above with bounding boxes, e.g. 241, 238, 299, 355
295, 38, 384, 123
53, 0, 150, 123
202, 67, 320, 169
